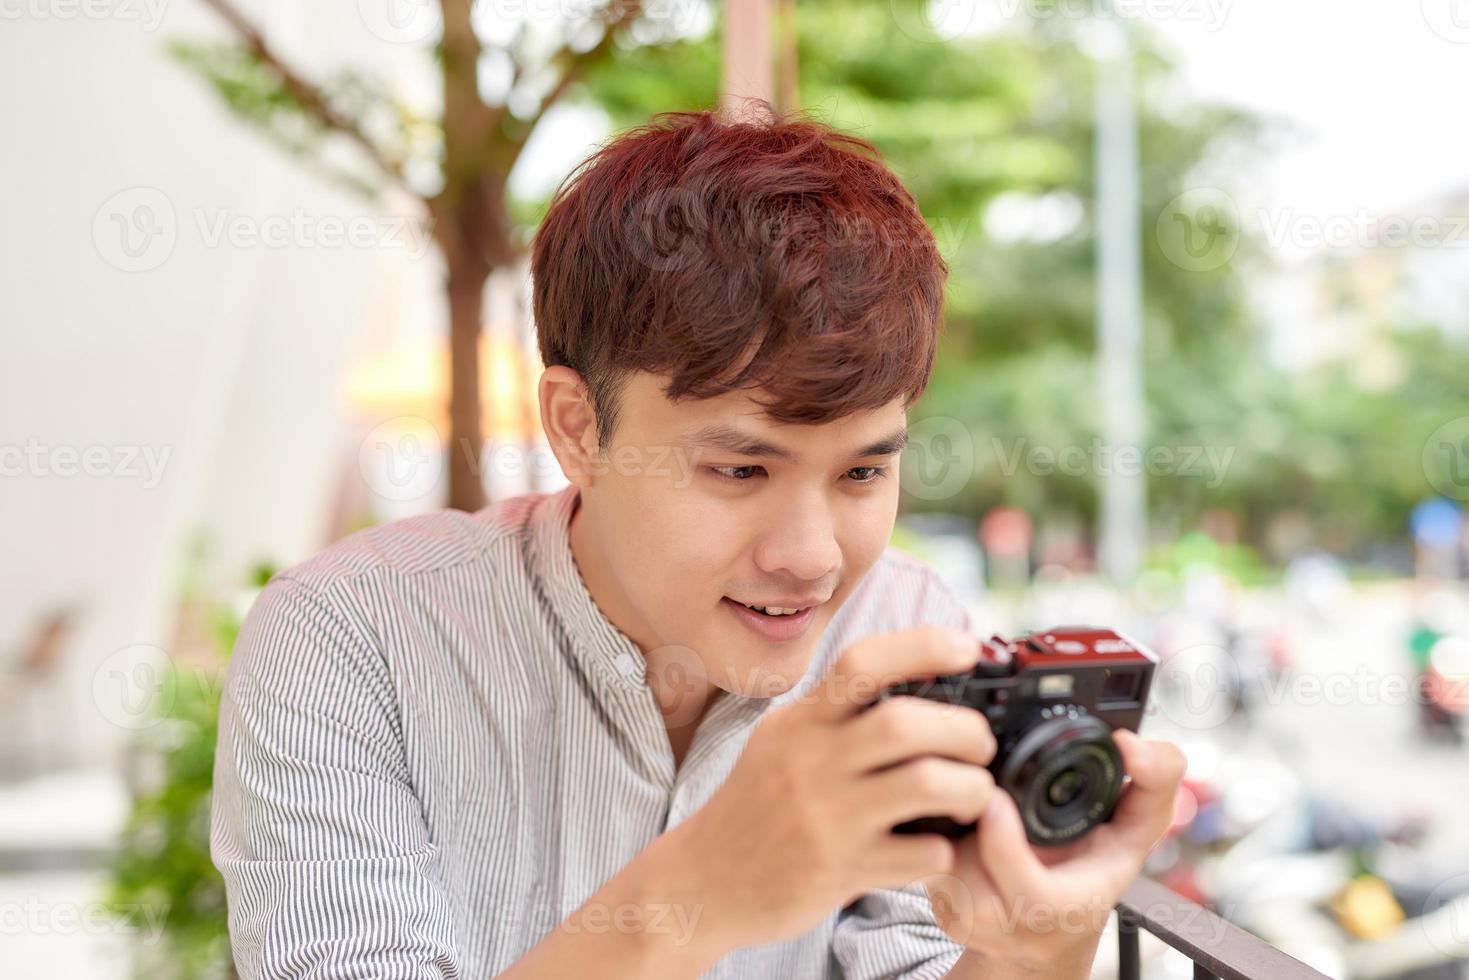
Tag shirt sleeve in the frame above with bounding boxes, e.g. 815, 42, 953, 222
210, 575, 461, 979
830, 563, 975, 979
916, 565, 974, 633
831, 884, 966, 980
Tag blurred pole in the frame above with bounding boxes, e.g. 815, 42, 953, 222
1094, 10, 1146, 587
721, 0, 774, 121
776, 0, 799, 114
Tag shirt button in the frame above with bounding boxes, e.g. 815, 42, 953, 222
614, 652, 642, 681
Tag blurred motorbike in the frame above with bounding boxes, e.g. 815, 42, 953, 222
1140, 744, 1467, 979
1406, 589, 1469, 745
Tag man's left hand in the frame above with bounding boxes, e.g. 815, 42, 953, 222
924, 730, 1187, 973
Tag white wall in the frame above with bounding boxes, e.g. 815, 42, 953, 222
0, 0, 444, 766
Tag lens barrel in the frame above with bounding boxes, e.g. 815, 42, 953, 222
998, 711, 1123, 845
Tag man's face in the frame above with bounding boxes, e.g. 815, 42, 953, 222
573, 370, 907, 699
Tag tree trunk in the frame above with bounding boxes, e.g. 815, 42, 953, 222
438, 184, 517, 513
445, 256, 488, 513
437, 0, 497, 512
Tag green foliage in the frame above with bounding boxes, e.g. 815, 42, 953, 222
101, 560, 275, 979
582, 4, 1456, 558
167, 40, 431, 200
1145, 530, 1273, 587
102, 658, 233, 979
578, 5, 1272, 509
167, 0, 1449, 557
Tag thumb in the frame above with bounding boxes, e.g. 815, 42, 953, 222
1110, 729, 1186, 854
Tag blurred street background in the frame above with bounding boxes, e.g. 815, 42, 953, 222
4, 0, 1469, 977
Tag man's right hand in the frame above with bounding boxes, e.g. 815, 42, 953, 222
644, 625, 998, 960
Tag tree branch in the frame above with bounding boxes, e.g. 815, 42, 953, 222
502, 0, 644, 173
198, 0, 415, 195
545, 0, 644, 116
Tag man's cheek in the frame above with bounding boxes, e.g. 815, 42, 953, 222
854, 509, 897, 558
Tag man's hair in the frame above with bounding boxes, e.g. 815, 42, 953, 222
531, 103, 949, 451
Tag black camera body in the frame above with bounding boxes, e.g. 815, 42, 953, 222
875, 625, 1157, 845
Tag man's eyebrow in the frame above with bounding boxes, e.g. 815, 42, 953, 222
682, 424, 908, 463
857, 428, 909, 458
682, 424, 796, 461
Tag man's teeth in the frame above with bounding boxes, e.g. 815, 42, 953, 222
740, 602, 804, 616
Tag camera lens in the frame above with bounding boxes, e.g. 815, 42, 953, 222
1046, 767, 1089, 807
997, 712, 1124, 845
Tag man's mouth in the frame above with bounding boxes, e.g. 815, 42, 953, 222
723, 593, 829, 616
719, 595, 827, 642
730, 600, 810, 617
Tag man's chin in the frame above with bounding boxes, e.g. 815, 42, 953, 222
712, 673, 796, 700
707, 643, 820, 700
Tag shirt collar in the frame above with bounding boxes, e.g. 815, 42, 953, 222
529, 483, 651, 693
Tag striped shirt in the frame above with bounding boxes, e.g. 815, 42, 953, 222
210, 483, 974, 979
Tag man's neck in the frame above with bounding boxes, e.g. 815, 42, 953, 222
566, 488, 724, 740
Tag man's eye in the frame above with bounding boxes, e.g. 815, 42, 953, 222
847, 466, 887, 484
709, 465, 765, 481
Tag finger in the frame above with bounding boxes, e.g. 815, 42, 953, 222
862, 756, 997, 830
858, 832, 956, 893
1107, 730, 1186, 854
806, 625, 982, 723
950, 827, 1001, 905
976, 795, 1131, 936
975, 789, 1049, 901
842, 695, 997, 773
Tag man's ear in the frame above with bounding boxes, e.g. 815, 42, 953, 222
539, 365, 600, 488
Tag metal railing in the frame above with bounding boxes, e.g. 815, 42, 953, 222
1116, 877, 1330, 980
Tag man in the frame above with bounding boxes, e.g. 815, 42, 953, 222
211, 106, 1185, 979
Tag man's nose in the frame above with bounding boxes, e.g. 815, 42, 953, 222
752, 489, 842, 583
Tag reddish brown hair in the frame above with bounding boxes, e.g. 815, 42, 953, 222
531, 103, 949, 449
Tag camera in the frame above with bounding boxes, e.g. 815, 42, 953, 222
872, 625, 1157, 845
